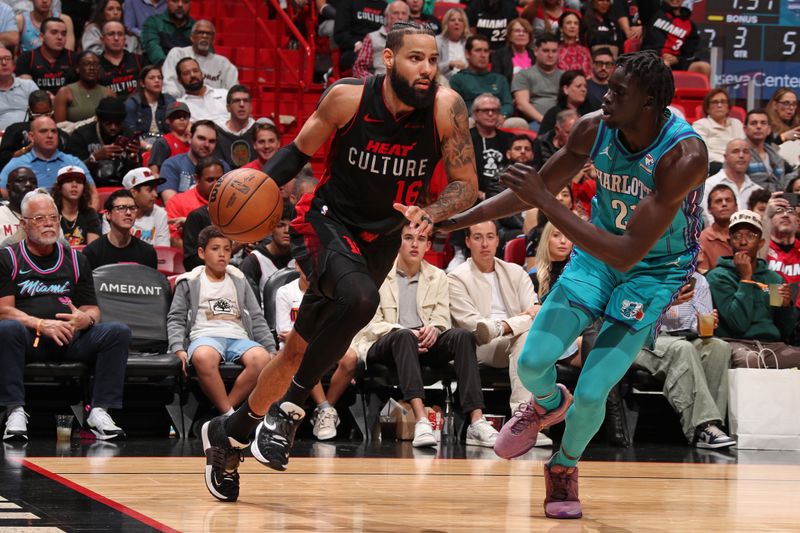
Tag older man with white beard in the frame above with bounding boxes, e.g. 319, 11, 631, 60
0, 189, 130, 442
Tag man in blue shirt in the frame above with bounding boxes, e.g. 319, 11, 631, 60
158, 119, 228, 203
0, 116, 97, 207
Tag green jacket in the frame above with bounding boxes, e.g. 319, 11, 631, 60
706, 256, 797, 342
141, 13, 195, 65
449, 69, 514, 117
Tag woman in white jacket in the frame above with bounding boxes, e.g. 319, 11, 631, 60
435, 7, 470, 84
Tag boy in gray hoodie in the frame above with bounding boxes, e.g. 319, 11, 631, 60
168, 226, 276, 415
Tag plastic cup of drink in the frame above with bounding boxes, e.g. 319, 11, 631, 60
55, 414, 74, 442
769, 284, 784, 307
697, 313, 715, 338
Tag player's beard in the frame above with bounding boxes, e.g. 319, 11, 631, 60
389, 68, 437, 109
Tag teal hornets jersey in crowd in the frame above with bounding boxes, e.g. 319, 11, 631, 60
588, 109, 705, 259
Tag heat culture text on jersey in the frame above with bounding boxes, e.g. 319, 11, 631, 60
595, 169, 652, 200
347, 140, 430, 178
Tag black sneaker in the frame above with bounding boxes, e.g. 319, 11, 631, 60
250, 402, 305, 472
202, 416, 247, 502
695, 424, 736, 449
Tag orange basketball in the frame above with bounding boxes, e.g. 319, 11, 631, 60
208, 168, 283, 243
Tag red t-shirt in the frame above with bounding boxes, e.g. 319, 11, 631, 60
767, 239, 800, 307
165, 187, 208, 240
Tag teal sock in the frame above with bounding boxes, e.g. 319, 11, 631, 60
549, 448, 579, 468
535, 387, 563, 411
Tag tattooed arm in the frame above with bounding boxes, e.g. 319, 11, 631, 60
426, 90, 478, 221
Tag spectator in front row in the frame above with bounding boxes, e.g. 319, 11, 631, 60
102, 167, 169, 247
241, 202, 294, 296
0, 116, 96, 205
214, 85, 256, 169
98, 20, 144, 99
145, 100, 190, 173
276, 262, 358, 441
697, 184, 735, 274
52, 165, 101, 246
765, 195, 800, 307
124, 65, 176, 140
702, 138, 760, 227
355, 223, 499, 448
82, 188, 158, 270
0, 167, 38, 247
158, 119, 229, 203
692, 89, 744, 176
352, 0, 409, 80
0, 189, 130, 441
242, 121, 280, 171
0, 44, 38, 131
511, 33, 562, 131
165, 156, 223, 247
744, 109, 796, 193
162, 19, 238, 98
634, 273, 735, 449
706, 210, 800, 369
175, 57, 228, 124
53, 51, 115, 124
167, 225, 276, 416
448, 220, 545, 442
450, 34, 515, 120
140, 0, 194, 66
66, 96, 139, 188
15, 16, 75, 94
0, 90, 70, 170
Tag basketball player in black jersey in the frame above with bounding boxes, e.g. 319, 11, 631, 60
202, 22, 478, 502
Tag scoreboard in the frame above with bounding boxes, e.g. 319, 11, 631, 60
690, 0, 800, 99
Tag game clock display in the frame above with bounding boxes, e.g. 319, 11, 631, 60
691, 0, 800, 98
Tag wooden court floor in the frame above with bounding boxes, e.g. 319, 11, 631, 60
18, 452, 800, 532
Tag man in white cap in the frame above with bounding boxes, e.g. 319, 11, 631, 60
706, 210, 800, 369
102, 167, 169, 247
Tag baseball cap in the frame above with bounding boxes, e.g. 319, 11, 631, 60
56, 165, 86, 183
122, 167, 166, 190
729, 210, 763, 234
165, 101, 191, 119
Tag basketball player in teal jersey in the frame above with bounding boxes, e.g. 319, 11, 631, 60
442, 50, 709, 519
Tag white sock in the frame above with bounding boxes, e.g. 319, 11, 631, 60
225, 407, 235, 416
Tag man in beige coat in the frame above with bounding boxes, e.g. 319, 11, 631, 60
353, 223, 499, 448
448, 221, 550, 445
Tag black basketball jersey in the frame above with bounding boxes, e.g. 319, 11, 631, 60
0, 241, 95, 319
15, 49, 75, 94
99, 52, 142, 98
316, 75, 442, 237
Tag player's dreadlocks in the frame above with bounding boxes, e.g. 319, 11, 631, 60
616, 50, 675, 113
386, 21, 435, 53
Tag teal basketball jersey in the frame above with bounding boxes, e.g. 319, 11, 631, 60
588, 110, 704, 259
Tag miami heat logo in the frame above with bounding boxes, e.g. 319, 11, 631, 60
620, 299, 644, 321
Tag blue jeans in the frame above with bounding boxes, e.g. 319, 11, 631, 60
0, 320, 130, 409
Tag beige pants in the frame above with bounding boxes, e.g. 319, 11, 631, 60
477, 330, 530, 412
